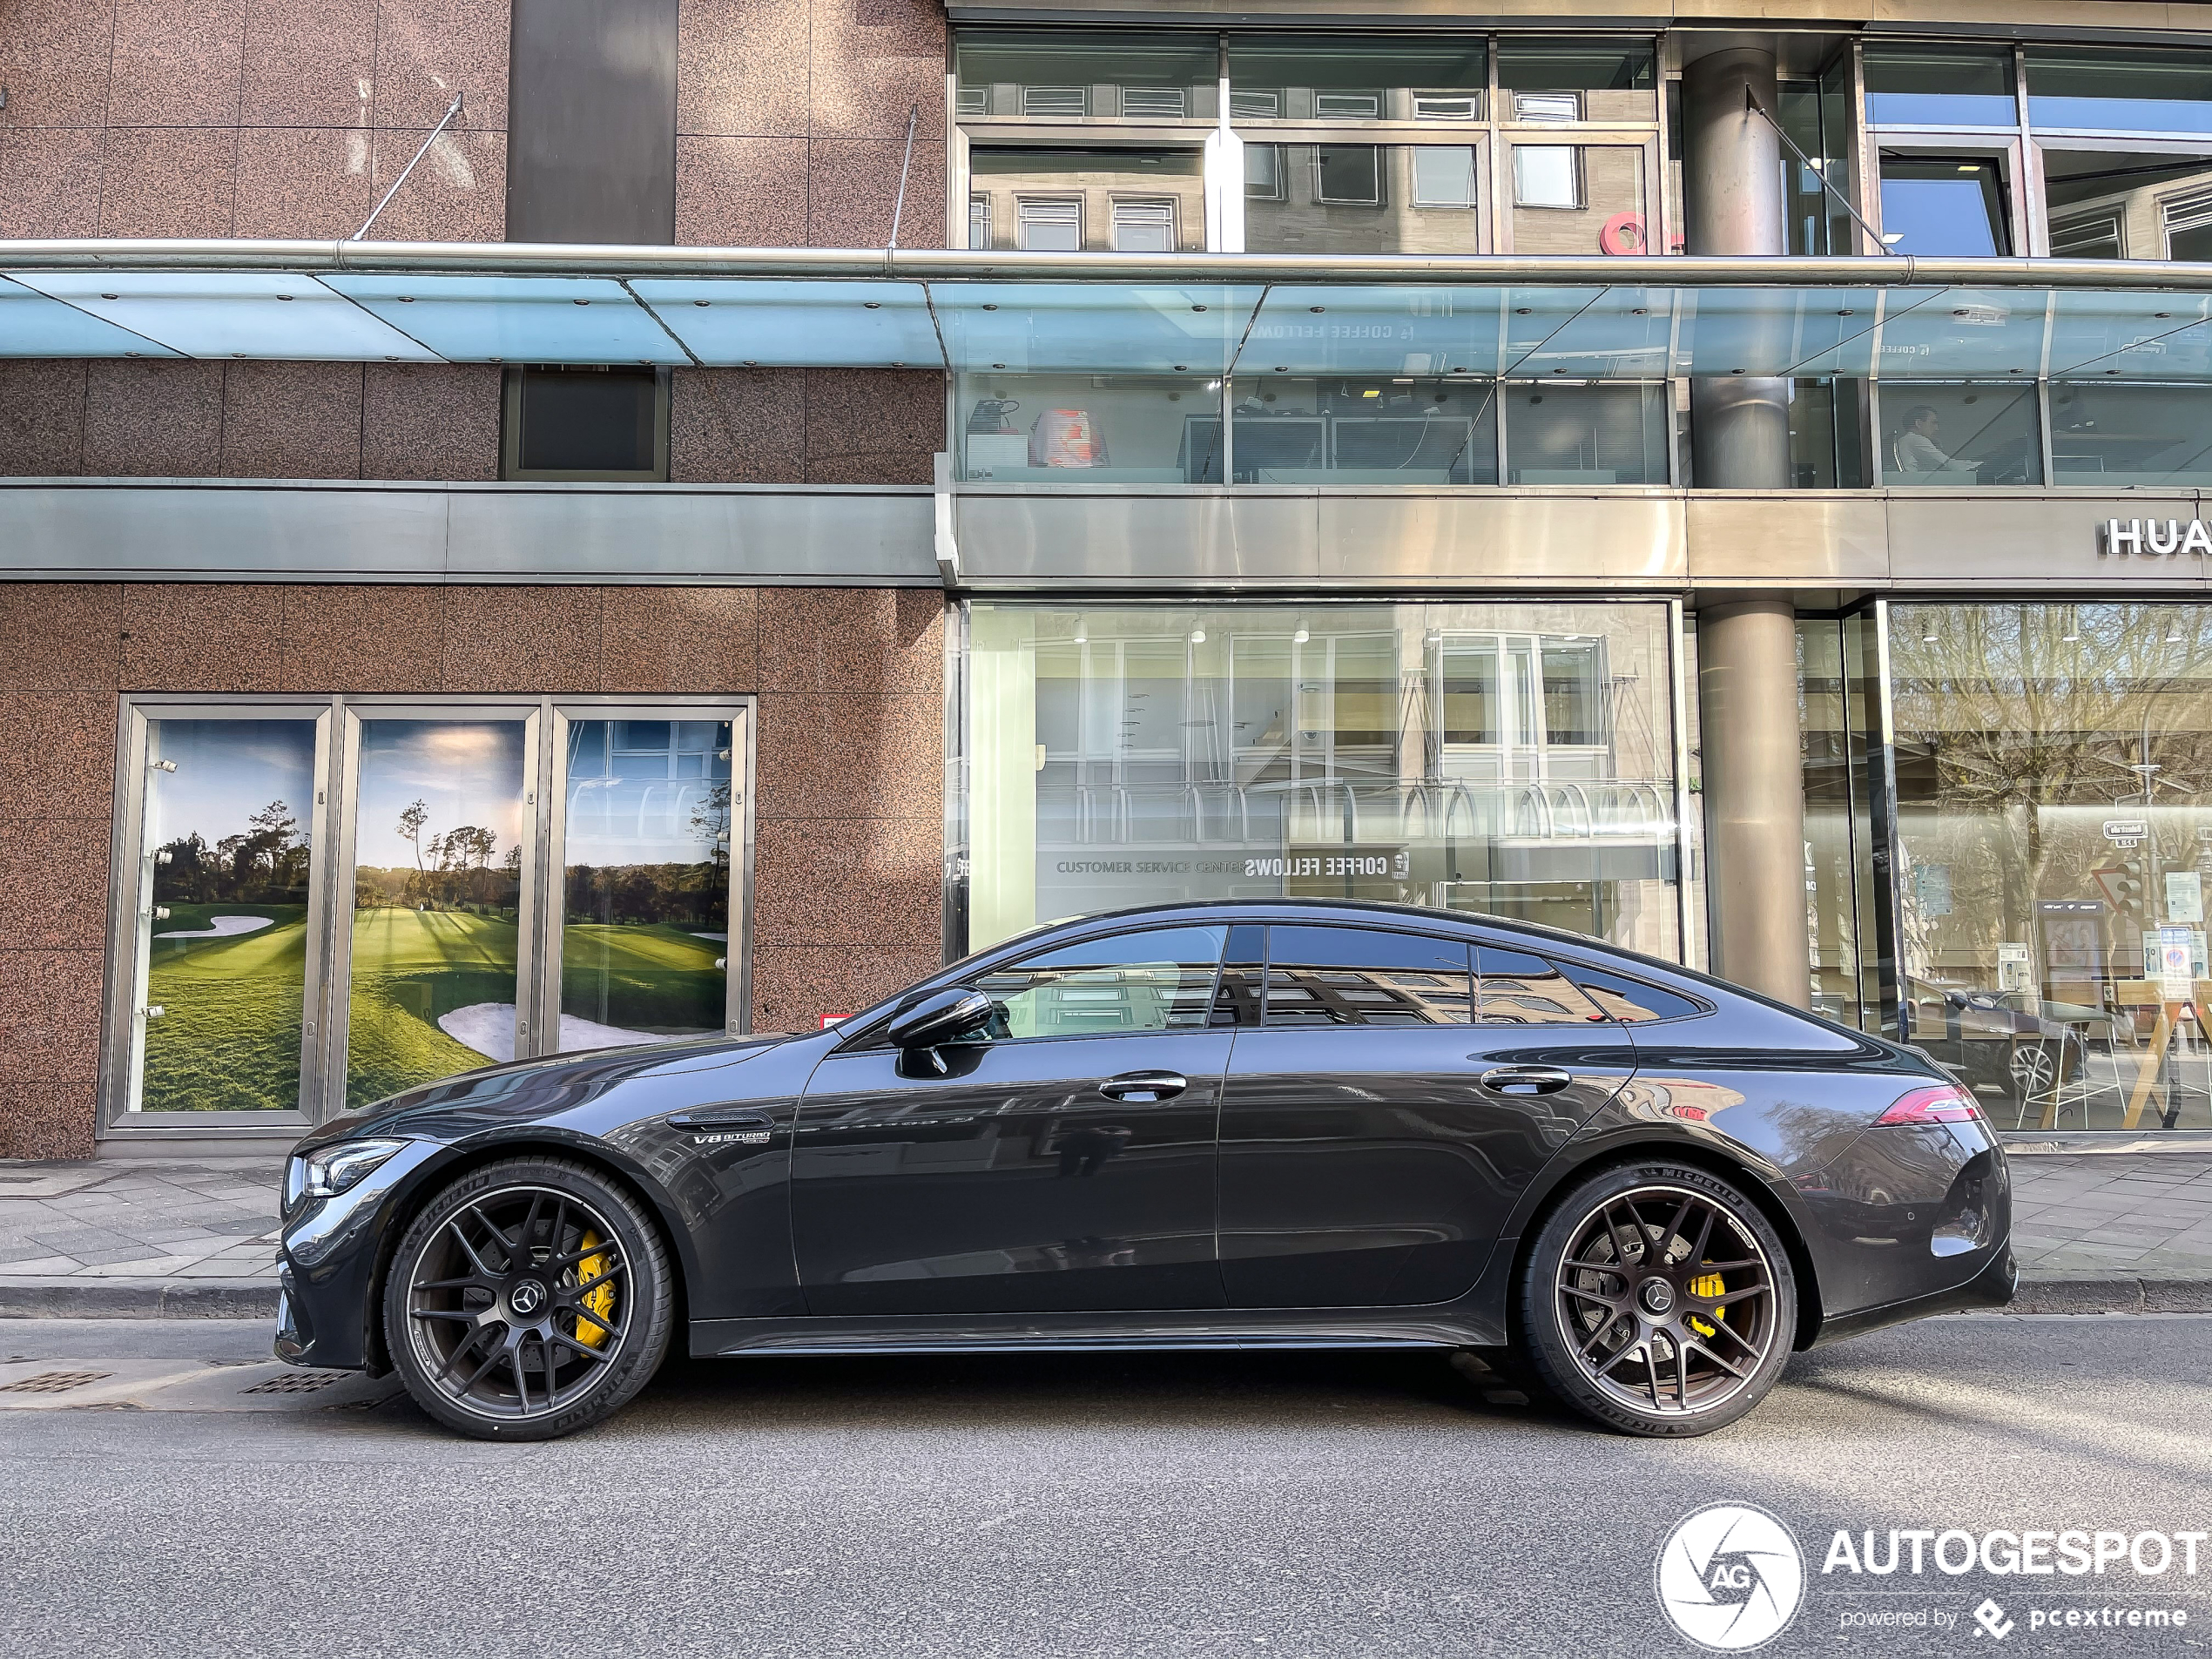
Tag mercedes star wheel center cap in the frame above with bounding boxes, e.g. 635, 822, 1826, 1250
509, 1279, 547, 1318
1640, 1278, 1676, 1317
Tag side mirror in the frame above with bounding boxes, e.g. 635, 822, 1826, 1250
885, 986, 995, 1052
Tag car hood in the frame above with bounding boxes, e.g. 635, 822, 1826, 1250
293, 1031, 799, 1154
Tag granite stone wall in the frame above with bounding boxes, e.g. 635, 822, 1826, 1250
0, 0, 509, 240
0, 580, 946, 1157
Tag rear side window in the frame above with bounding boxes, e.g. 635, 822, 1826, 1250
1560, 963, 1709, 1023
1474, 948, 1608, 1025
1260, 925, 1474, 1027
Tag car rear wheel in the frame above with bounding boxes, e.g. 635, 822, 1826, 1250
383, 1157, 673, 1440
1516, 1162, 1797, 1438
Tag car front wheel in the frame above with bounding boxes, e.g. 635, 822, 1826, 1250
383, 1156, 674, 1440
1516, 1162, 1797, 1437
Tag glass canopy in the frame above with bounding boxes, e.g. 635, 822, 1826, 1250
10, 266, 2212, 379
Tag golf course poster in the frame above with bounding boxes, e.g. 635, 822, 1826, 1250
346, 718, 529, 1109
139, 718, 319, 1112
556, 718, 732, 1050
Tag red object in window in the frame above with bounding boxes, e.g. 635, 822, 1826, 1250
819, 1013, 851, 1029
1874, 1083, 1982, 1126
1031, 408, 1106, 468
1600, 212, 1647, 255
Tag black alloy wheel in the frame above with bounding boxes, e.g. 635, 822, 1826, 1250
383, 1157, 673, 1440
1517, 1162, 1797, 1437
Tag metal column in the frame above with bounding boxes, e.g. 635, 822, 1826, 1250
1682, 45, 1791, 488
1698, 597, 1812, 1008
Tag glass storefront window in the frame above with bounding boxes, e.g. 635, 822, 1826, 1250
1226, 36, 1488, 123
963, 602, 1685, 961
1886, 603, 2212, 1131
954, 32, 1219, 122
2027, 48, 2212, 137
2040, 148, 2212, 259
1244, 144, 1485, 254
2049, 382, 2212, 484
556, 718, 734, 1052
110, 697, 750, 1129
1877, 153, 2013, 255
1877, 383, 2041, 486
1228, 374, 1500, 482
957, 374, 1224, 482
1505, 381, 1670, 484
1497, 38, 1657, 123
1510, 143, 1649, 254
346, 718, 530, 1109
968, 148, 1207, 252
128, 717, 323, 1114
1863, 46, 2019, 128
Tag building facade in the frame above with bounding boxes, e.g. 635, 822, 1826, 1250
5, 0, 2212, 1157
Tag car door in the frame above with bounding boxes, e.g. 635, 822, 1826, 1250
791, 923, 1233, 1317
1217, 924, 1635, 1309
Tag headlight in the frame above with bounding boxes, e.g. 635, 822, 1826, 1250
287, 1138, 411, 1207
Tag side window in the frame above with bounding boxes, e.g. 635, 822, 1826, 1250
972, 925, 1227, 1039
1262, 925, 1474, 1027
1561, 964, 1708, 1023
1474, 947, 1608, 1025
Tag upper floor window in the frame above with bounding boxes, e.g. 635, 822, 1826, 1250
502, 366, 668, 482
1227, 36, 1488, 124
956, 31, 1218, 123
1863, 46, 2017, 128
2026, 47, 2212, 137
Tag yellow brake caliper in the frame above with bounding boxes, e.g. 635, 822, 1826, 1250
574, 1231, 616, 1348
1687, 1272, 1725, 1339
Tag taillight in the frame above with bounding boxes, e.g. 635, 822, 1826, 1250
1875, 1083, 1983, 1126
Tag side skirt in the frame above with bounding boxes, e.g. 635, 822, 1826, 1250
690, 1312, 1488, 1359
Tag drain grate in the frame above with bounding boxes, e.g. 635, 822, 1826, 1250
240, 1369, 350, 1395
0, 1369, 112, 1394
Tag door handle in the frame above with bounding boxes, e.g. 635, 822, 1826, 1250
1098, 1070, 1188, 1103
670, 1109, 776, 1130
1477, 1065, 1575, 1096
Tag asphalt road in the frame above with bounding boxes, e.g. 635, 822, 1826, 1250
3, 1313, 2210, 1659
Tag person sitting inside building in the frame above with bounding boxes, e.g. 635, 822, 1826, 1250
1892, 404, 1960, 476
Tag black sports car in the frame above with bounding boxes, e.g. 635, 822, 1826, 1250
276, 900, 2015, 1440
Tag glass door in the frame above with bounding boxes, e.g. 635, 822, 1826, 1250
337, 711, 538, 1111
114, 706, 334, 1125
543, 706, 749, 1050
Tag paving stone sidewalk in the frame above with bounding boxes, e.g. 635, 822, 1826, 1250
0, 1158, 282, 1285
0, 1150, 2207, 1313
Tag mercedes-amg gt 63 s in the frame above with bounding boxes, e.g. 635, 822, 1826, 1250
276, 900, 2015, 1440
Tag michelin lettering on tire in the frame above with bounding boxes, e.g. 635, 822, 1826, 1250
1655, 1503, 1805, 1652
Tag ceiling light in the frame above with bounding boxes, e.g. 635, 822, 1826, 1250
1190, 629, 1206, 644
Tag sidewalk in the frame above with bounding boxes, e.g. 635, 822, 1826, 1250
0, 1150, 2208, 1319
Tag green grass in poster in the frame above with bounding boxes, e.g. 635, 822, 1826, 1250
559, 922, 725, 1034
346, 907, 520, 1109
142, 903, 308, 1112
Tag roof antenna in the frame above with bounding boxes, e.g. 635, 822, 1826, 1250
353, 91, 465, 242
887, 103, 919, 253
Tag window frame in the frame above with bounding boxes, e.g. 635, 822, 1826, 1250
500, 365, 671, 484
99, 693, 756, 1139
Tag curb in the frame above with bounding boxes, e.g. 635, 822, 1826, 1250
2005, 1276, 2212, 1316
0, 1278, 280, 1319
1, 1275, 2206, 1322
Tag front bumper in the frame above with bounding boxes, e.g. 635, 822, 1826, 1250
272, 1136, 445, 1372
